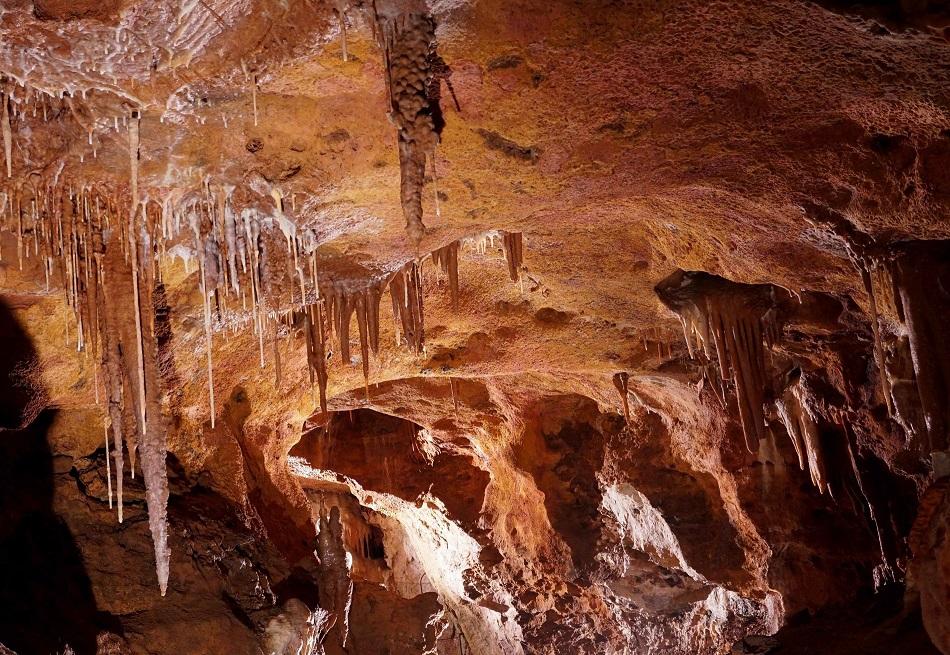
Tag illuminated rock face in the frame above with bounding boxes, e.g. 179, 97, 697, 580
0, 0, 949, 653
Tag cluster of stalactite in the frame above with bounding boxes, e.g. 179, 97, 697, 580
0, 75, 163, 176
291, 230, 521, 415
431, 240, 459, 308
805, 208, 950, 456
655, 270, 785, 452
373, 9, 449, 242
389, 260, 425, 354
774, 369, 896, 584
655, 266, 915, 583
856, 242, 950, 455
0, 72, 525, 594
1, 77, 62, 180
0, 176, 171, 596
774, 371, 828, 493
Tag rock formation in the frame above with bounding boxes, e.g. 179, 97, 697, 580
0, 0, 949, 654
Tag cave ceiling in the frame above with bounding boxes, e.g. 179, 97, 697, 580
1, 0, 950, 653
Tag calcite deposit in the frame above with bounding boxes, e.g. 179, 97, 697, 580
0, 0, 949, 653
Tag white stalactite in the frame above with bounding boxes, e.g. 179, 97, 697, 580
129, 111, 140, 219
200, 247, 216, 428
2, 90, 11, 178
104, 418, 113, 509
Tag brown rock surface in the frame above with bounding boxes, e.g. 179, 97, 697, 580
1, 0, 949, 653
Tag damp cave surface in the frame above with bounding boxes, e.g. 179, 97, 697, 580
1, 0, 950, 653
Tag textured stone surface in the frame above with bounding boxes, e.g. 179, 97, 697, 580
0, 0, 949, 653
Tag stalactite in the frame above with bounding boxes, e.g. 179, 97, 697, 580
656, 271, 786, 453
501, 231, 523, 283
775, 374, 828, 494
223, 191, 240, 295
375, 12, 446, 242
389, 260, 425, 353
449, 377, 459, 417
354, 294, 371, 399
326, 284, 354, 365
104, 418, 113, 509
129, 111, 140, 220
96, 247, 126, 523
319, 277, 384, 399
679, 315, 695, 359
0, 159, 558, 599
338, 6, 349, 62
836, 410, 893, 585
273, 317, 282, 389
705, 297, 767, 452
2, 88, 11, 179
861, 265, 894, 416
612, 371, 631, 423
139, 215, 171, 598
90, 190, 170, 595
431, 149, 441, 218
199, 235, 216, 428
252, 74, 259, 127
431, 240, 460, 308
16, 191, 22, 270
306, 301, 330, 415
775, 391, 805, 472
888, 243, 950, 453
130, 206, 149, 457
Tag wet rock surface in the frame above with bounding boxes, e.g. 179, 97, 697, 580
0, 0, 949, 653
